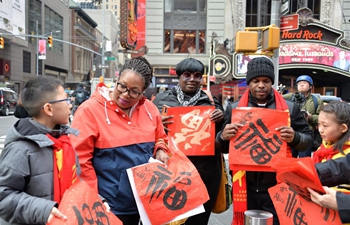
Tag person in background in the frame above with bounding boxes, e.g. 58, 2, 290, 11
223, 96, 234, 111
0, 76, 80, 225
14, 93, 31, 118
70, 57, 170, 225
216, 57, 313, 225
333, 50, 350, 70
152, 58, 224, 225
308, 153, 350, 223
283, 75, 323, 157
71, 83, 89, 115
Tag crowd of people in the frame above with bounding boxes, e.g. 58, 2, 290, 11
0, 56, 349, 225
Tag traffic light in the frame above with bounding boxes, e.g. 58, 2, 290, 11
0, 37, 4, 49
235, 31, 258, 53
47, 36, 53, 48
261, 26, 280, 51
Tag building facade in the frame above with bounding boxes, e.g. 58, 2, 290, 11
144, 0, 350, 101
0, 0, 71, 93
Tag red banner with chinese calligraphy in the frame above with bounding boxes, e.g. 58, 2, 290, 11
129, 146, 209, 225
167, 106, 215, 156
273, 157, 325, 196
49, 180, 122, 225
229, 107, 289, 171
269, 183, 342, 225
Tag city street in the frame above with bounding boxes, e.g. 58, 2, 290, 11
0, 115, 233, 224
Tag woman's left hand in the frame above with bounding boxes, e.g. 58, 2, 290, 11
307, 187, 338, 210
155, 149, 170, 167
210, 109, 223, 123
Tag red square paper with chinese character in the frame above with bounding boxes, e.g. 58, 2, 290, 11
268, 183, 342, 225
229, 107, 289, 171
131, 147, 210, 225
273, 157, 326, 197
49, 180, 122, 225
167, 106, 215, 156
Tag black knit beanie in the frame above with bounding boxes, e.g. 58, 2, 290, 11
246, 57, 275, 84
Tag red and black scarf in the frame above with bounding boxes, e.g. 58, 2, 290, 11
313, 140, 350, 163
232, 89, 290, 225
47, 134, 78, 203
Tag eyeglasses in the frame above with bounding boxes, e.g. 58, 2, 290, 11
181, 71, 203, 81
116, 82, 142, 99
42, 98, 71, 109
48, 98, 72, 105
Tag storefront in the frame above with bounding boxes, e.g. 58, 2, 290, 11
231, 8, 350, 101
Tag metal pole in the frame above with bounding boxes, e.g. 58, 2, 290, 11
101, 0, 106, 78
36, 20, 39, 76
270, 0, 281, 89
0, 33, 103, 56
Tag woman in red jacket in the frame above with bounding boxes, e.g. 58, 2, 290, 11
71, 57, 170, 225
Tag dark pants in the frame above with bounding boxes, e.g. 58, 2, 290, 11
292, 144, 312, 158
247, 191, 279, 225
184, 161, 221, 225
117, 214, 140, 225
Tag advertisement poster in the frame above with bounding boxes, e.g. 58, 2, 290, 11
0, 0, 25, 39
38, 39, 46, 60
235, 43, 350, 75
136, 0, 145, 50
279, 43, 350, 72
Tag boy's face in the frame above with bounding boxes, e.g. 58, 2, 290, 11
49, 86, 72, 125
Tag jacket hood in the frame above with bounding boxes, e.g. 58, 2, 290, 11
5, 118, 79, 148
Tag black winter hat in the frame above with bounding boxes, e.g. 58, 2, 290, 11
246, 57, 275, 84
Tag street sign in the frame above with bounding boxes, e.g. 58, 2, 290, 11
106, 56, 116, 61
281, 0, 289, 16
280, 14, 299, 31
98, 64, 109, 69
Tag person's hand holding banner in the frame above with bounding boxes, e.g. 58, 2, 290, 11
229, 107, 289, 171
268, 157, 342, 225
167, 106, 215, 156
127, 138, 209, 225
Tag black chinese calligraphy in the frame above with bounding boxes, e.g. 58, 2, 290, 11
293, 208, 307, 225
234, 118, 283, 165
284, 187, 308, 225
145, 165, 192, 210
73, 201, 110, 225
321, 207, 337, 223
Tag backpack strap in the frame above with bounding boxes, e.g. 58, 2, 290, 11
203, 90, 215, 106
311, 94, 318, 113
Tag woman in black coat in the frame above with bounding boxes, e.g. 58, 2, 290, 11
152, 58, 224, 225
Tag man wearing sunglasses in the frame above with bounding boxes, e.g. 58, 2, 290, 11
152, 58, 224, 225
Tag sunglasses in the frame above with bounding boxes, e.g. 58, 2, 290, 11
181, 71, 203, 81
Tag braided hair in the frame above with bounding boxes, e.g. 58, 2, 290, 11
120, 57, 153, 89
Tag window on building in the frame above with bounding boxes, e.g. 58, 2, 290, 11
115, 5, 118, 9
245, 0, 320, 27
44, 6, 64, 54
164, 0, 207, 54
28, 0, 42, 44
106, 4, 109, 9
23, 51, 31, 73
115, 11, 118, 16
